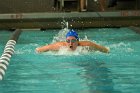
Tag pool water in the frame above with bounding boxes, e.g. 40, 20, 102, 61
0, 28, 140, 93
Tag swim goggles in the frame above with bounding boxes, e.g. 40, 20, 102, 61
66, 39, 77, 43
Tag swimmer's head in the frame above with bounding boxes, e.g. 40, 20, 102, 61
66, 29, 79, 40
66, 29, 79, 51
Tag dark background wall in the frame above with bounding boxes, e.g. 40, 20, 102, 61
0, 0, 139, 14
0, 0, 54, 13
87, 0, 139, 12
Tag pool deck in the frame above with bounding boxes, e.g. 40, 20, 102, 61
0, 11, 140, 29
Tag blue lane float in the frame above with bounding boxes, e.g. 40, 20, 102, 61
0, 29, 22, 80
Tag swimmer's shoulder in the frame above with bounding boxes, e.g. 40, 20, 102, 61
78, 41, 94, 46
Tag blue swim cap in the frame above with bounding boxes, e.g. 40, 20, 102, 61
66, 29, 79, 40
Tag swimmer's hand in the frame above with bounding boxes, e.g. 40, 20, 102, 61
106, 47, 110, 53
35, 48, 41, 53
98, 46, 110, 53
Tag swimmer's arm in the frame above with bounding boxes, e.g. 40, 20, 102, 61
35, 42, 66, 53
35, 45, 52, 53
91, 42, 110, 53
79, 41, 110, 53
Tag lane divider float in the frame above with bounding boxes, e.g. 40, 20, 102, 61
0, 29, 22, 80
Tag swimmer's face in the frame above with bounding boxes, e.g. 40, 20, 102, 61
66, 36, 78, 51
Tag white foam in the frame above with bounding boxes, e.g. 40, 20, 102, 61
51, 46, 91, 56
109, 42, 130, 48
52, 28, 69, 43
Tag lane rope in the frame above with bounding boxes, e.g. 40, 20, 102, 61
0, 29, 22, 80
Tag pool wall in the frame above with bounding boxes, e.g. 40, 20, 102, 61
0, 11, 140, 29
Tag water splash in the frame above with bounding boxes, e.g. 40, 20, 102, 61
46, 46, 93, 56
52, 28, 69, 43
52, 21, 69, 43
80, 35, 90, 41
61, 20, 69, 29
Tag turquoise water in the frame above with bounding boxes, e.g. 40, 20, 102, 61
0, 28, 140, 93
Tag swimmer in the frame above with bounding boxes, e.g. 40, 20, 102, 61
36, 29, 110, 53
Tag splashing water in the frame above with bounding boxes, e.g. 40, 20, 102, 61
52, 21, 69, 43
58, 46, 92, 55
45, 46, 94, 56
61, 20, 69, 29
52, 28, 69, 43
